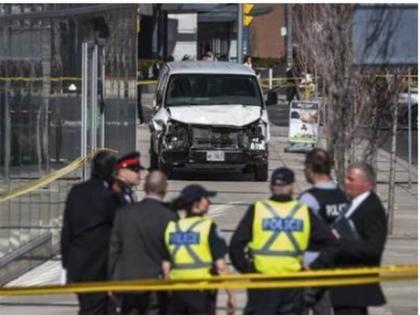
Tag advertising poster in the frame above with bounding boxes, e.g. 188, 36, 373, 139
288, 101, 319, 144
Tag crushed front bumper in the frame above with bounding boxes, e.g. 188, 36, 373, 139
161, 149, 268, 170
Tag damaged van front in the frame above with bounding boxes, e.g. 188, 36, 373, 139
150, 62, 274, 181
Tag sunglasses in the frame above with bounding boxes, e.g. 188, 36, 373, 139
126, 166, 142, 173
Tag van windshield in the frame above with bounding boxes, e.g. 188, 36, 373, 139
165, 74, 263, 107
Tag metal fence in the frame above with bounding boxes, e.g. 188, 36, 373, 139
0, 4, 138, 184
0, 3, 139, 284
0, 159, 85, 284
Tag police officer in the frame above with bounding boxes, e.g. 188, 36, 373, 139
61, 151, 118, 315
286, 63, 300, 105
300, 148, 349, 225
229, 167, 338, 315
109, 151, 144, 314
163, 184, 235, 315
112, 151, 144, 206
299, 148, 349, 315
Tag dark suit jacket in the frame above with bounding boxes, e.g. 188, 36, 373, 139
331, 191, 387, 307
61, 178, 117, 283
108, 197, 178, 280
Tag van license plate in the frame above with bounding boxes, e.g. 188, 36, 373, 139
206, 151, 225, 162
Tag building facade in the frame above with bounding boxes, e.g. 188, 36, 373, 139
249, 4, 287, 59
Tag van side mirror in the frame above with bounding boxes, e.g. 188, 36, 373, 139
266, 90, 278, 106
152, 99, 158, 110
155, 90, 164, 107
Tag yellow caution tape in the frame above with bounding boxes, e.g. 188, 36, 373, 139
0, 76, 415, 91
218, 264, 417, 280
0, 147, 118, 204
260, 83, 298, 88
0, 77, 157, 85
138, 80, 158, 85
0, 157, 86, 204
0, 265, 416, 296
260, 77, 301, 82
0, 74, 416, 82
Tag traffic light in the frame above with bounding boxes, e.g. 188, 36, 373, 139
243, 4, 255, 26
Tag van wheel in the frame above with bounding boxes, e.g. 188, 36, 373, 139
149, 138, 158, 170
156, 140, 172, 178
254, 163, 268, 181
159, 159, 172, 179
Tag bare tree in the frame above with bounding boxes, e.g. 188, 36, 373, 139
292, 4, 403, 186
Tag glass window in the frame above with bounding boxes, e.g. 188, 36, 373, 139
165, 74, 263, 107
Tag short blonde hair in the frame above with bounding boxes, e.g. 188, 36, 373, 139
144, 170, 168, 196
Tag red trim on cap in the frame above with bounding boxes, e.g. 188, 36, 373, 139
117, 157, 140, 170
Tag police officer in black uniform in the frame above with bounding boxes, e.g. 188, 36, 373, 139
300, 148, 349, 223
112, 151, 144, 206
230, 167, 338, 315
109, 151, 144, 314
299, 148, 349, 315
61, 151, 118, 315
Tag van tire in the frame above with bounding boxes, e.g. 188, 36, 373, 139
255, 163, 268, 181
149, 138, 158, 170
159, 161, 172, 179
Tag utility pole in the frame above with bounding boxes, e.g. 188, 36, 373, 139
237, 3, 243, 63
286, 4, 293, 66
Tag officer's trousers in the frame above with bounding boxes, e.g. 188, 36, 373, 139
244, 288, 304, 315
334, 307, 368, 315
77, 292, 109, 315
303, 288, 334, 315
169, 290, 216, 315
121, 292, 168, 315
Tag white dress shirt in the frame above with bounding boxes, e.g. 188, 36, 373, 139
345, 191, 371, 218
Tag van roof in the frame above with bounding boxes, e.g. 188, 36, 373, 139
166, 61, 256, 76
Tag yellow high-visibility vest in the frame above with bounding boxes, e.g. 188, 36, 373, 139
248, 199, 310, 273
164, 216, 213, 279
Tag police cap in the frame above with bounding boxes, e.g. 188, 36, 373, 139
271, 167, 295, 186
180, 184, 217, 203
116, 151, 145, 172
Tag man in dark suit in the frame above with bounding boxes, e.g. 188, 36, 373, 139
108, 170, 178, 314
331, 162, 387, 315
61, 151, 118, 315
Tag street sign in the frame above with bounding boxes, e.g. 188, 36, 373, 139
288, 100, 320, 144
281, 26, 287, 37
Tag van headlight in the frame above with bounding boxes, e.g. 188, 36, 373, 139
246, 120, 267, 150
163, 120, 189, 150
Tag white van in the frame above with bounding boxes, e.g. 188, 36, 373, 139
149, 61, 276, 181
